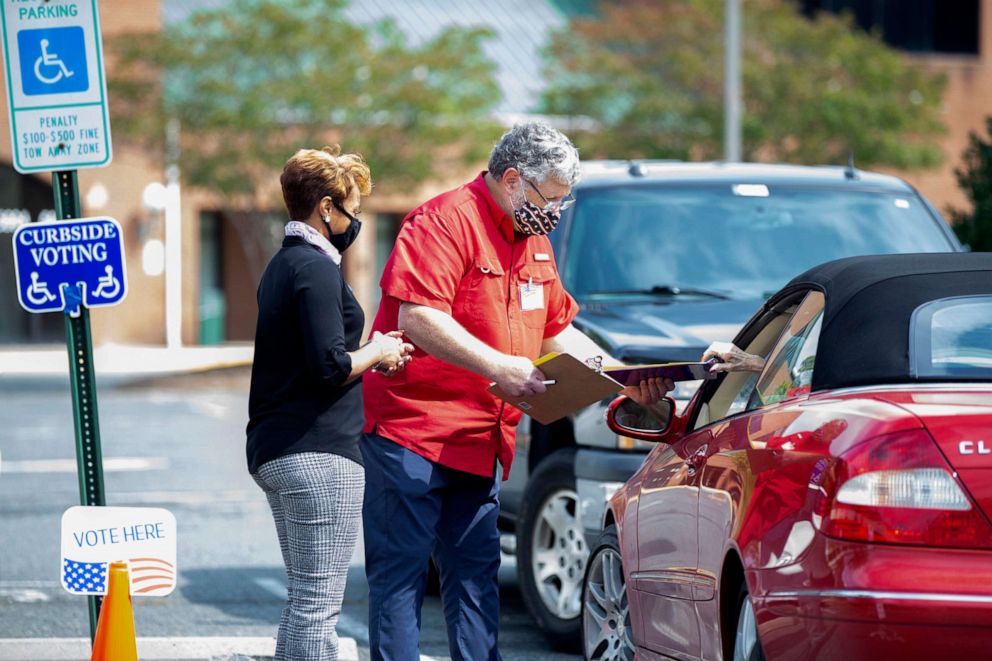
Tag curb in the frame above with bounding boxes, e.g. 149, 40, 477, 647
0, 636, 359, 660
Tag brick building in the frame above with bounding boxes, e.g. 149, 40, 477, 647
0, 0, 988, 346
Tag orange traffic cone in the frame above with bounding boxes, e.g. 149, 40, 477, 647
91, 561, 138, 661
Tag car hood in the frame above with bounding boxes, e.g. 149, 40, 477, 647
573, 297, 763, 362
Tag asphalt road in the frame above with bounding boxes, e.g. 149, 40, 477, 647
0, 367, 581, 660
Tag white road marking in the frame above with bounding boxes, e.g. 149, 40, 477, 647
1, 456, 170, 474
119, 489, 261, 505
0, 636, 435, 660
253, 576, 287, 600
0, 587, 48, 603
189, 400, 230, 418
0, 637, 290, 660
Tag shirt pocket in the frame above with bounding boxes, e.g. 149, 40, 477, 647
517, 262, 558, 330
460, 257, 506, 323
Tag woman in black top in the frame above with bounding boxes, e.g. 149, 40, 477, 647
247, 146, 412, 661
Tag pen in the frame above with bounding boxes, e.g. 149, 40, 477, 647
541, 380, 557, 385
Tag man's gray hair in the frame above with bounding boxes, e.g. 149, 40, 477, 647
488, 122, 581, 186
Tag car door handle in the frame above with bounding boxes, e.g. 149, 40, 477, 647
684, 445, 708, 473
684, 454, 704, 470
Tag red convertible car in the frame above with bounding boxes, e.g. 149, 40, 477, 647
582, 253, 992, 660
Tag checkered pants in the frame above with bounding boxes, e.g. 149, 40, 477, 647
253, 452, 364, 661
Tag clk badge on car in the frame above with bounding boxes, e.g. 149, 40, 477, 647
959, 440, 991, 455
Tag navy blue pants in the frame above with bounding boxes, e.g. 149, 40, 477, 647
361, 432, 502, 661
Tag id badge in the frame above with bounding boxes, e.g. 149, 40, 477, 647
520, 282, 544, 311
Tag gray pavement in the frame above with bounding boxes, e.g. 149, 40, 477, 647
0, 343, 580, 661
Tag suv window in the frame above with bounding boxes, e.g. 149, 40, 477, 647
562, 185, 955, 300
911, 295, 992, 378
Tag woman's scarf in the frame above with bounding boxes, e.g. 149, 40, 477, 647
284, 220, 341, 266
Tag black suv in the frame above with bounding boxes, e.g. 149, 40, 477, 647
498, 161, 964, 647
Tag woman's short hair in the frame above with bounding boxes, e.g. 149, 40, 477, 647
280, 145, 372, 220
488, 122, 581, 186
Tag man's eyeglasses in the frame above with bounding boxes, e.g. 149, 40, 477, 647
524, 178, 575, 212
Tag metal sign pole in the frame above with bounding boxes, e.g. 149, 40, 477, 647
53, 169, 106, 640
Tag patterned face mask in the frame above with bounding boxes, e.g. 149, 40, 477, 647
513, 200, 561, 236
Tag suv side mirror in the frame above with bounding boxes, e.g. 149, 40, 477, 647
605, 396, 677, 441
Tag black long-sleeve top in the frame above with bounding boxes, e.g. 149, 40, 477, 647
246, 236, 365, 474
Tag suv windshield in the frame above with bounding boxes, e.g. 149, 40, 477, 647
562, 185, 957, 299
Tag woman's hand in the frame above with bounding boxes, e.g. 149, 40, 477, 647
702, 342, 765, 373
370, 330, 414, 376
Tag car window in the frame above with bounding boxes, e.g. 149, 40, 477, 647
690, 294, 806, 429
911, 295, 992, 378
562, 186, 955, 301
748, 292, 825, 409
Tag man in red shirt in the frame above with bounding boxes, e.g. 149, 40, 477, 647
361, 122, 670, 660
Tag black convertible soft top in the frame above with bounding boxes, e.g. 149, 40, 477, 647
771, 252, 992, 391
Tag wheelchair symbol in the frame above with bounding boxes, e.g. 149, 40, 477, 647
34, 39, 74, 85
26, 272, 57, 306
93, 265, 121, 299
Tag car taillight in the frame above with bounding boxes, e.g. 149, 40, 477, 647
813, 429, 992, 549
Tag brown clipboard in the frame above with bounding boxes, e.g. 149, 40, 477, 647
488, 353, 624, 424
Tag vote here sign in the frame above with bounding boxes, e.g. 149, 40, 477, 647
0, 0, 112, 172
61, 506, 177, 597
12, 216, 127, 313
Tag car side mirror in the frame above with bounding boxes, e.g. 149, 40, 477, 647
605, 396, 676, 442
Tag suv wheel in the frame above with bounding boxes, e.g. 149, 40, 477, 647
516, 448, 587, 650
582, 524, 634, 660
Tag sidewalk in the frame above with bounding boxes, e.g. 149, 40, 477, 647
0, 343, 254, 385
0, 636, 360, 660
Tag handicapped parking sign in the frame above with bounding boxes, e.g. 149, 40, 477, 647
17, 26, 89, 96
0, 0, 112, 172
12, 217, 127, 314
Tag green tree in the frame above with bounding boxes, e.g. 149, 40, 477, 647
541, 0, 946, 168
949, 118, 992, 252
108, 0, 501, 199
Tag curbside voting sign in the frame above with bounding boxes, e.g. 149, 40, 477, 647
12, 216, 127, 313
0, 0, 112, 172
61, 506, 177, 597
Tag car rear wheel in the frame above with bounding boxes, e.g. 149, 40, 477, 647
516, 448, 587, 650
581, 524, 634, 660
733, 583, 765, 661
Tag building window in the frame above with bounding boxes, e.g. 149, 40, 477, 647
198, 212, 226, 345
0, 164, 61, 344
800, 0, 980, 55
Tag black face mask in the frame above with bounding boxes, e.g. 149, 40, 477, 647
325, 200, 362, 252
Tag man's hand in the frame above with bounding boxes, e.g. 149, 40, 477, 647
621, 376, 673, 405
494, 355, 548, 397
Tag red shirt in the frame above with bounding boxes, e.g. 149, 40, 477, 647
363, 173, 578, 479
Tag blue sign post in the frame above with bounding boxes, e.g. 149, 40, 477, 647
12, 216, 127, 315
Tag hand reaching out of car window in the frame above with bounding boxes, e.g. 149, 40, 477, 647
703, 341, 766, 373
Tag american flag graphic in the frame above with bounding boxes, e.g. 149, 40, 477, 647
62, 559, 107, 594
61, 557, 175, 595
128, 556, 176, 595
